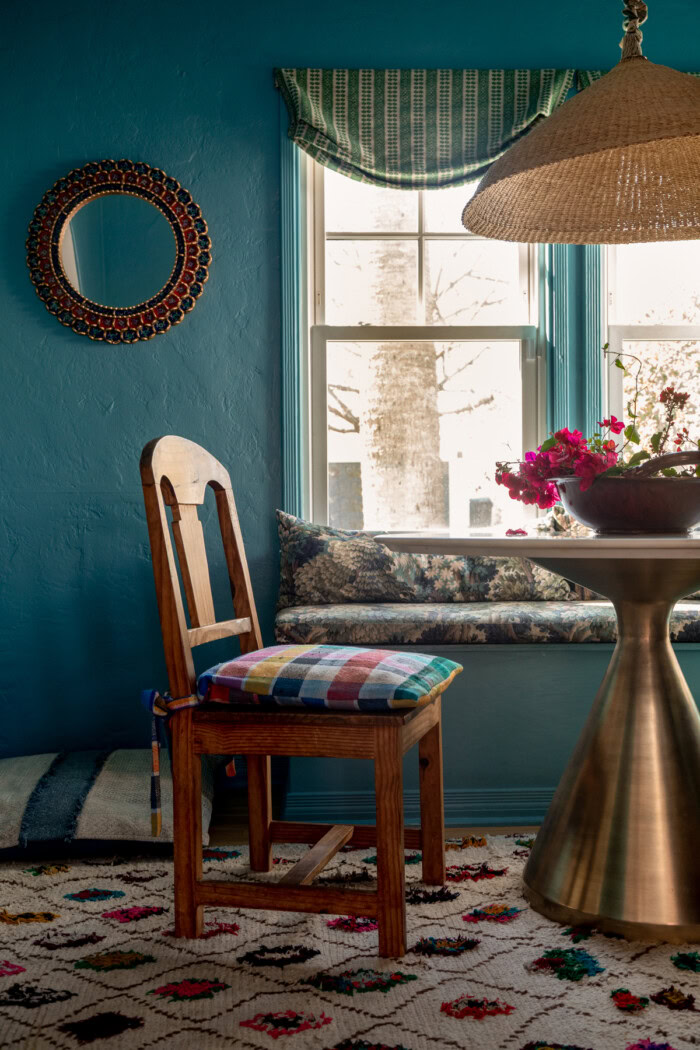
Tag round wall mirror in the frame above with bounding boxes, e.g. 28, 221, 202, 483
61, 195, 176, 308
26, 160, 211, 343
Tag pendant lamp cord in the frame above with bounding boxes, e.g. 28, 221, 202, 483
620, 1, 648, 60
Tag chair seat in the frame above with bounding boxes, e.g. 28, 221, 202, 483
197, 643, 462, 713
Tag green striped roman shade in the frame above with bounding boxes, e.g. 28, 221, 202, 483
275, 68, 575, 189
576, 70, 604, 90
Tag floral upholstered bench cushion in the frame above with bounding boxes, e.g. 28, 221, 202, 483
275, 602, 700, 646
274, 511, 700, 644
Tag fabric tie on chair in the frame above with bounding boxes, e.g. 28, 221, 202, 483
140, 689, 236, 836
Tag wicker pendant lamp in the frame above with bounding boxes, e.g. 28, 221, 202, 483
463, 2, 700, 244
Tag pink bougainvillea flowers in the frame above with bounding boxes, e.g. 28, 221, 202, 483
597, 415, 625, 434
496, 422, 621, 507
501, 352, 697, 511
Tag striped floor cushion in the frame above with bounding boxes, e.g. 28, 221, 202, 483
198, 644, 462, 712
0, 750, 216, 851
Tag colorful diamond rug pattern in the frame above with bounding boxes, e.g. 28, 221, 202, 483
0, 835, 696, 1049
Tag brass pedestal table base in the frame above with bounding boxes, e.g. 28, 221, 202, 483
378, 533, 700, 944
525, 556, 700, 943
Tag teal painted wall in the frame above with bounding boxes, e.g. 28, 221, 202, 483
2, 1, 697, 773
284, 644, 700, 825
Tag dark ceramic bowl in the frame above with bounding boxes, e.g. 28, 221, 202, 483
554, 475, 700, 535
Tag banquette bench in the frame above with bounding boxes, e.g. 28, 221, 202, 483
273, 511, 700, 826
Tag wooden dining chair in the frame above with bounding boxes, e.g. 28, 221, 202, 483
140, 435, 454, 957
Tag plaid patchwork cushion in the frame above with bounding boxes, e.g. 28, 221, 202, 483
197, 644, 462, 712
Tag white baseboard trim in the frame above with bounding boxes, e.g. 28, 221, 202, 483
283, 787, 555, 827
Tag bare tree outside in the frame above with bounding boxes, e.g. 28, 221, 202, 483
324, 173, 526, 531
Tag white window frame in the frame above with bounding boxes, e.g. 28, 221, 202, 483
304, 157, 545, 526
606, 247, 700, 422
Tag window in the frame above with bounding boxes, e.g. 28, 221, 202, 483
307, 162, 542, 531
607, 243, 700, 445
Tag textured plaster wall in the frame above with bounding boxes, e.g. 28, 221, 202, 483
1, 0, 694, 758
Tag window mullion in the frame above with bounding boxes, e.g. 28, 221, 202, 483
521, 335, 539, 480
313, 162, 325, 325
549, 244, 572, 434
606, 324, 625, 421
280, 109, 307, 517
325, 231, 486, 240
519, 244, 531, 324
316, 325, 537, 341
418, 190, 425, 321
310, 328, 329, 525
582, 245, 604, 435
606, 245, 618, 323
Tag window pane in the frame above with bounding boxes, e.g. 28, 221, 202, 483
612, 243, 700, 324
325, 241, 418, 324
424, 181, 478, 233
324, 167, 418, 232
621, 341, 700, 447
326, 341, 523, 531
425, 240, 524, 324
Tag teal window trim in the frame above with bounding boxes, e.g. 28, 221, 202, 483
547, 244, 604, 436
280, 100, 308, 516
547, 243, 571, 433
281, 128, 605, 500
581, 245, 604, 435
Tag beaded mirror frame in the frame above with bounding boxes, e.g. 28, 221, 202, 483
26, 159, 211, 343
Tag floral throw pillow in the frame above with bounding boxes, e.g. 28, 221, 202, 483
276, 513, 415, 608
276, 511, 572, 607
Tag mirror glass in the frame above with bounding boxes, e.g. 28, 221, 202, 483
60, 194, 176, 307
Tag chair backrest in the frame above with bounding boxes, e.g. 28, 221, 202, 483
140, 436, 264, 699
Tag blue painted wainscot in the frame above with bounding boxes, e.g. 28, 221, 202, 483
283, 643, 700, 827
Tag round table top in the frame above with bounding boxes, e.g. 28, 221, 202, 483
376, 531, 700, 560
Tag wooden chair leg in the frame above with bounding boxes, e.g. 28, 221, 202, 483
419, 700, 446, 885
374, 726, 406, 958
172, 711, 203, 937
247, 754, 272, 872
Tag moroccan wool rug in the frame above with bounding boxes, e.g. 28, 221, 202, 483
0, 834, 696, 1049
